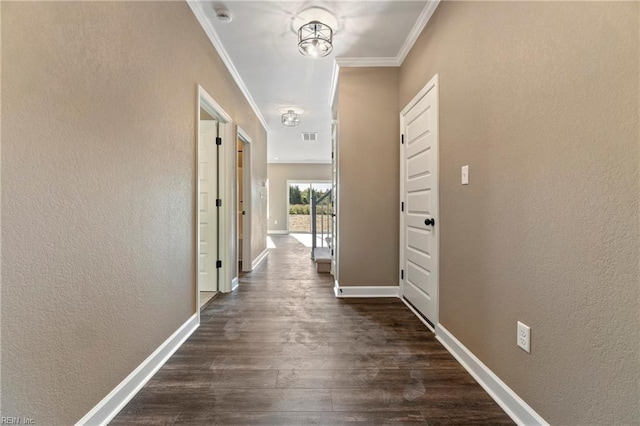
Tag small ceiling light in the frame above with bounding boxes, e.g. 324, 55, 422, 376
282, 110, 301, 127
215, 8, 232, 23
298, 21, 333, 58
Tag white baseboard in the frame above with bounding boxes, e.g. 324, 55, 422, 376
334, 281, 399, 298
76, 313, 199, 426
267, 230, 288, 235
436, 324, 548, 426
251, 248, 269, 270
231, 277, 239, 291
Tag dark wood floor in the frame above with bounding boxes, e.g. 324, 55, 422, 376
112, 235, 513, 425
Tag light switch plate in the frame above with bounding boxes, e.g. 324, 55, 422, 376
462, 165, 469, 185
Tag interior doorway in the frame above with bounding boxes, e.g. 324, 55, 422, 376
236, 126, 253, 273
287, 181, 331, 252
197, 85, 233, 314
198, 107, 219, 309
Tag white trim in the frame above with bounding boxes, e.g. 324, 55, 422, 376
267, 230, 289, 235
237, 126, 253, 272
396, 0, 441, 64
400, 296, 435, 333
237, 126, 252, 144
76, 314, 199, 426
333, 1, 440, 69
267, 159, 332, 165
251, 248, 269, 270
231, 277, 239, 292
328, 61, 340, 108
199, 84, 232, 123
187, 1, 269, 132
436, 324, 549, 426
334, 281, 399, 298
335, 57, 400, 67
198, 85, 234, 300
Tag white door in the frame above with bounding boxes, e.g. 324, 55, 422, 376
331, 120, 338, 276
400, 75, 439, 326
199, 119, 218, 292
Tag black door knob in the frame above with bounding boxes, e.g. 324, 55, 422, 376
424, 218, 435, 226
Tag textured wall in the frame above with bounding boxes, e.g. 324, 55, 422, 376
337, 68, 400, 287
1, 2, 267, 424
400, 2, 639, 423
267, 163, 332, 232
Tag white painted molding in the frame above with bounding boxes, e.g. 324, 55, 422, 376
436, 324, 548, 426
334, 281, 399, 298
267, 159, 332, 165
251, 248, 269, 270
237, 125, 252, 144
76, 314, 199, 426
328, 61, 340, 108
231, 277, 239, 291
335, 57, 400, 67
187, 1, 269, 132
400, 296, 435, 333
267, 230, 289, 235
331, 1, 440, 77
396, 0, 441, 64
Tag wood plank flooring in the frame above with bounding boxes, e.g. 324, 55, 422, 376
111, 235, 513, 425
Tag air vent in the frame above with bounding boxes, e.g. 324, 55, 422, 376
301, 132, 318, 142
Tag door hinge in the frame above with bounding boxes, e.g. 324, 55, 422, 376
331, 249, 334, 256
242, 210, 246, 215
401, 269, 404, 280
216, 260, 222, 268
216, 199, 222, 207
216, 136, 222, 146
401, 134, 404, 145
401, 201, 404, 212
331, 152, 334, 159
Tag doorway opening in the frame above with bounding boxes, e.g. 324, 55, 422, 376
236, 126, 252, 274
197, 85, 233, 315
287, 180, 331, 249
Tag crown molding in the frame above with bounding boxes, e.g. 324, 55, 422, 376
187, 0, 269, 133
335, 57, 400, 67
331, 1, 440, 70
396, 0, 440, 64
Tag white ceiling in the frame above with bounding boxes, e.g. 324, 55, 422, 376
198, 1, 433, 163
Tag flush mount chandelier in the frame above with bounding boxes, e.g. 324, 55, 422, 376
298, 20, 333, 58
281, 110, 301, 127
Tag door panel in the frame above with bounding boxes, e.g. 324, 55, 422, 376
401, 76, 439, 325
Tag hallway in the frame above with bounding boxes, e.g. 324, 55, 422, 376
112, 235, 512, 425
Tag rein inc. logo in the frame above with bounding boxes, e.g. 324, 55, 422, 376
1, 418, 34, 425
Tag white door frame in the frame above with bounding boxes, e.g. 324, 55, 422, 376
237, 126, 252, 272
286, 180, 332, 233
196, 85, 234, 320
399, 74, 440, 329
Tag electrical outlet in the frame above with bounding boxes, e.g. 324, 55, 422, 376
517, 321, 531, 353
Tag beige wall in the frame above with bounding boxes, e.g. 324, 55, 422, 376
1, 2, 267, 424
400, 2, 639, 423
267, 163, 331, 232
337, 68, 400, 287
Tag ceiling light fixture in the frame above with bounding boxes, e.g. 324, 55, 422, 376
281, 110, 301, 127
298, 21, 333, 58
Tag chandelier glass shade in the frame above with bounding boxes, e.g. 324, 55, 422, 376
281, 110, 301, 127
298, 20, 333, 58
